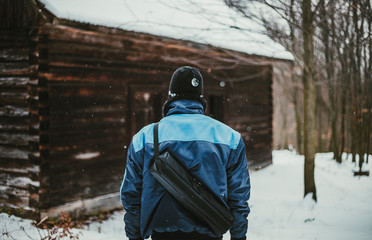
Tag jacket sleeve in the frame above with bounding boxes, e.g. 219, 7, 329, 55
226, 137, 251, 239
120, 141, 144, 239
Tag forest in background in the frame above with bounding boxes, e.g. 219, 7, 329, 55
226, 0, 371, 164
223, 0, 371, 199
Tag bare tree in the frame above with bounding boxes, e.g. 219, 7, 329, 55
224, 0, 319, 200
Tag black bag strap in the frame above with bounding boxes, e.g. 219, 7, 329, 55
153, 122, 159, 159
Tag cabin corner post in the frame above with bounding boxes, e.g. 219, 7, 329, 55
27, 24, 44, 219
268, 64, 274, 166
37, 30, 51, 218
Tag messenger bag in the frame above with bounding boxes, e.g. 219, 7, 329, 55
149, 122, 235, 237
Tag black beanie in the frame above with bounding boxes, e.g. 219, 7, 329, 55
169, 66, 203, 98
162, 66, 206, 115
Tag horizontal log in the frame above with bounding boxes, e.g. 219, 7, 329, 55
0, 124, 30, 133
48, 131, 127, 148
0, 92, 29, 106
48, 112, 126, 126
0, 133, 38, 146
0, 167, 29, 179
0, 76, 29, 86
228, 90, 271, 98
228, 86, 272, 95
48, 118, 127, 134
228, 94, 272, 104
49, 96, 125, 110
0, 186, 29, 206
48, 121, 126, 135
233, 122, 272, 133
46, 40, 127, 59
48, 119, 125, 132
0, 91, 29, 98
43, 27, 265, 71
46, 52, 150, 69
0, 174, 39, 190
48, 143, 127, 162
38, 68, 171, 83
48, 125, 126, 139
48, 83, 126, 97
206, 95, 272, 105
0, 146, 29, 160
49, 106, 127, 118
0, 163, 39, 185
44, 24, 216, 60
0, 30, 28, 41
43, 60, 173, 80
49, 180, 121, 207
40, 192, 121, 219
0, 62, 29, 74
245, 143, 272, 153
0, 105, 28, 117
0, 115, 30, 129
227, 115, 271, 125
41, 24, 130, 49
0, 48, 29, 61
244, 133, 271, 144
0, 183, 30, 197
0, 41, 29, 49
43, 48, 231, 72
228, 106, 272, 117
48, 165, 123, 191
54, 153, 124, 169
49, 162, 123, 190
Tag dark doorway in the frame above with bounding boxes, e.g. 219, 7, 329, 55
208, 95, 224, 122
130, 85, 163, 137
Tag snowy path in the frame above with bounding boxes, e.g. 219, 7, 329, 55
248, 151, 372, 240
1, 150, 372, 240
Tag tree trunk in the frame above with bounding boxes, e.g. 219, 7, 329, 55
302, 0, 317, 201
366, 0, 371, 164
294, 82, 304, 154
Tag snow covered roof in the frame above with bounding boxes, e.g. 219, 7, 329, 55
38, 0, 293, 60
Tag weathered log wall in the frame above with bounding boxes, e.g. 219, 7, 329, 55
223, 68, 273, 169
36, 22, 273, 210
38, 25, 129, 210
0, 0, 52, 218
1, 0, 274, 218
0, 31, 39, 218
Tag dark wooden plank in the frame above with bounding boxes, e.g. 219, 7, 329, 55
49, 157, 124, 180
0, 133, 38, 146
0, 146, 29, 160
48, 119, 126, 132
48, 143, 126, 162
48, 131, 127, 148
0, 76, 29, 86
48, 180, 121, 206
0, 48, 29, 61
0, 62, 29, 75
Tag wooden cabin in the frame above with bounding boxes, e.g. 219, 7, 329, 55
1, 0, 274, 219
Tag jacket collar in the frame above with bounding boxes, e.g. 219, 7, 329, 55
165, 100, 205, 116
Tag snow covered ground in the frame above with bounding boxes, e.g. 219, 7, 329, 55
1, 150, 372, 240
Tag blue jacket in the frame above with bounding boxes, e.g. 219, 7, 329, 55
120, 100, 250, 239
